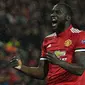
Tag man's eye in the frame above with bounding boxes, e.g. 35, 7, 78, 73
55, 11, 61, 14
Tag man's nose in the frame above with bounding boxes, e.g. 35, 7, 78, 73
50, 12, 56, 17
50, 13, 54, 17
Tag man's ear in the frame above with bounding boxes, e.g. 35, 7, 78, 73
66, 15, 71, 20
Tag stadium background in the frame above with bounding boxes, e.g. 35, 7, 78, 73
0, 0, 85, 85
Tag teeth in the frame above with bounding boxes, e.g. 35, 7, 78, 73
52, 17, 58, 27
52, 23, 56, 26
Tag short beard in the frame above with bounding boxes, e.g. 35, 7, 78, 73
52, 22, 65, 34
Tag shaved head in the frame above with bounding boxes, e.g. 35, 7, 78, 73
53, 3, 73, 17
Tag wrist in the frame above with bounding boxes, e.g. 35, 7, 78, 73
15, 59, 22, 70
55, 59, 61, 65
15, 65, 22, 69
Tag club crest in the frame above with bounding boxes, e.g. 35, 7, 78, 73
64, 39, 72, 47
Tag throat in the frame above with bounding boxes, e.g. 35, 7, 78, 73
56, 23, 65, 34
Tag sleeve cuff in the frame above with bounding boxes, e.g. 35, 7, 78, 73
75, 49, 85, 52
40, 58, 47, 60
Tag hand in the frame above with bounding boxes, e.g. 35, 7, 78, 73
46, 51, 60, 64
9, 56, 22, 69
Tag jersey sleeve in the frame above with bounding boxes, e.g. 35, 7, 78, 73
40, 39, 47, 61
75, 32, 85, 52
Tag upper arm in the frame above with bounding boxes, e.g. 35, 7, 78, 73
74, 32, 85, 68
74, 51, 85, 69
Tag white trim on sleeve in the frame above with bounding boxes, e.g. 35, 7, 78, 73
40, 58, 47, 60
75, 49, 85, 52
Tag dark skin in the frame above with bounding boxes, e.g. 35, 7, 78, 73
14, 4, 85, 79
46, 51, 85, 75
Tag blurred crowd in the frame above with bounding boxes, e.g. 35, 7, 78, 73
0, 0, 54, 85
0, 0, 85, 85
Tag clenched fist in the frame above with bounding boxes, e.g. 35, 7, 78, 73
9, 56, 22, 69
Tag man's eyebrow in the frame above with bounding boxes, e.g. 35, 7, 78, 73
52, 9, 60, 12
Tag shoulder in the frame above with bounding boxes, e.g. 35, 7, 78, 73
45, 32, 57, 38
78, 31, 85, 39
42, 32, 56, 44
70, 27, 85, 39
70, 27, 85, 40
79, 31, 85, 35
70, 27, 82, 33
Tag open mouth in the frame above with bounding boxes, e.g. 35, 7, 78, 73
52, 17, 58, 26
52, 20, 58, 26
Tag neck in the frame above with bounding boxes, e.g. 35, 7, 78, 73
52, 21, 71, 35
64, 21, 71, 30
55, 21, 71, 35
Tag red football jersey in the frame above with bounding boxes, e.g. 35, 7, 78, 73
40, 25, 85, 85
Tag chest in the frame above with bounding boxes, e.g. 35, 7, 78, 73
45, 36, 76, 51
44, 35, 78, 62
